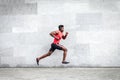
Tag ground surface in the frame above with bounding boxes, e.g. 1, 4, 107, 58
0, 68, 120, 80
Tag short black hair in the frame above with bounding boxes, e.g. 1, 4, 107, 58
58, 25, 64, 30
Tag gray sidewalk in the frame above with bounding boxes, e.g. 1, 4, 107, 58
0, 68, 120, 80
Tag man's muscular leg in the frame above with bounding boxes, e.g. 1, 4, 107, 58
36, 51, 53, 65
59, 45, 69, 64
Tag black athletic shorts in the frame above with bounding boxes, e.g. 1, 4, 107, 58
49, 43, 63, 52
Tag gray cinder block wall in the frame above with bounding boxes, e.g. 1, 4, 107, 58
0, 0, 120, 67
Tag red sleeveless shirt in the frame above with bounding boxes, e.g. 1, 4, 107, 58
53, 30, 63, 44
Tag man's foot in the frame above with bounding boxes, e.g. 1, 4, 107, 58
36, 58, 39, 65
62, 61, 70, 64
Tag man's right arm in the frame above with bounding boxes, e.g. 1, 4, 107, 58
49, 31, 59, 40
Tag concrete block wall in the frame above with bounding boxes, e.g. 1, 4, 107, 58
0, 0, 120, 67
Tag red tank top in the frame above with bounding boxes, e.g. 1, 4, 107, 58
53, 30, 63, 44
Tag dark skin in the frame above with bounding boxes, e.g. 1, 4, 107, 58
36, 27, 68, 63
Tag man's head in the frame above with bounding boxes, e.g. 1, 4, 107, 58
58, 25, 64, 32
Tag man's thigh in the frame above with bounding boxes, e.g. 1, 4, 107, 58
56, 44, 67, 50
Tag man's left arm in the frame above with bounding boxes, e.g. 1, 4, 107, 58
62, 32, 68, 40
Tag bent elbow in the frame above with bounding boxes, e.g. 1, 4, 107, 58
62, 37, 65, 40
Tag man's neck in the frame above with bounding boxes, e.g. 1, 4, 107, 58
59, 30, 63, 33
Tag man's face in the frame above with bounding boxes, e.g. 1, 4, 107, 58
60, 27, 64, 32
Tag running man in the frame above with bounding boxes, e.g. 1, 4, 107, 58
36, 25, 69, 65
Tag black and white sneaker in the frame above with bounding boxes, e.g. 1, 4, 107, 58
36, 58, 39, 66
62, 61, 70, 64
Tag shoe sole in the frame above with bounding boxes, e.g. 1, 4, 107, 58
62, 62, 70, 64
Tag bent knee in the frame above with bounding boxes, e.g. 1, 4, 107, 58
63, 48, 68, 52
47, 52, 52, 56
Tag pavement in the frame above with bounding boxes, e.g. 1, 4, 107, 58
0, 68, 120, 80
